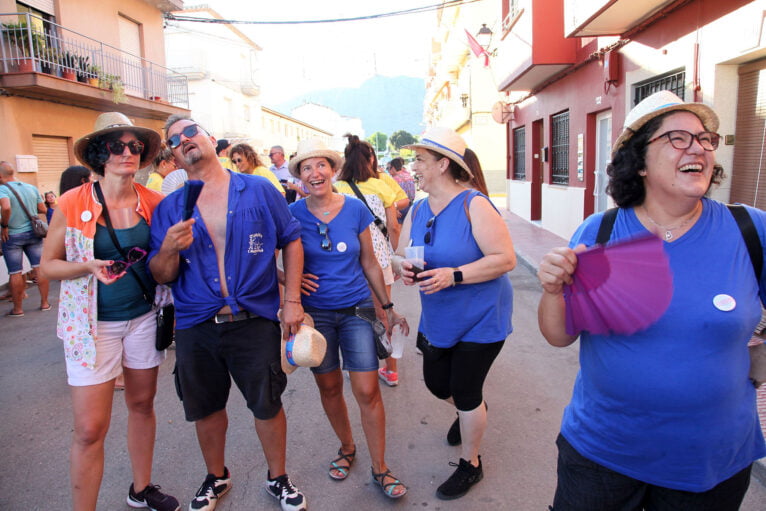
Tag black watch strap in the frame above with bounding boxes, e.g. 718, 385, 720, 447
452, 268, 463, 285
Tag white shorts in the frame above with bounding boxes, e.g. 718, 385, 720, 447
382, 264, 394, 286
66, 310, 166, 386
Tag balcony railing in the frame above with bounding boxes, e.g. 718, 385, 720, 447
0, 12, 188, 108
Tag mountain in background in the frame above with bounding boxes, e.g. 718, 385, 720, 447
273, 75, 425, 136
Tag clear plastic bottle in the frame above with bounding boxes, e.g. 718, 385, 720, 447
390, 324, 406, 359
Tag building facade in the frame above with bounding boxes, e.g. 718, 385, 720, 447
0, 0, 190, 194
261, 105, 333, 158
489, 0, 764, 239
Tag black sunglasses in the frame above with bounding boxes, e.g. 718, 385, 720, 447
106, 140, 144, 156
317, 222, 332, 251
106, 247, 147, 277
424, 216, 436, 245
167, 124, 202, 149
232, 157, 244, 164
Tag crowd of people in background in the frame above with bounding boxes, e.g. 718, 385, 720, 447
2, 90, 765, 511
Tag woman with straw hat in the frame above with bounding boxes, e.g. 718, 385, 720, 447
537, 91, 766, 509
288, 137, 410, 499
393, 126, 516, 500
40, 112, 179, 511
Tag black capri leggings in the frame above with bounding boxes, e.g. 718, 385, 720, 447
417, 332, 504, 411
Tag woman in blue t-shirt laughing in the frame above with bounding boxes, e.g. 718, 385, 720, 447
287, 138, 410, 499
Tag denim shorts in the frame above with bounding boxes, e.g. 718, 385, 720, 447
305, 299, 379, 374
174, 316, 286, 421
2, 230, 43, 274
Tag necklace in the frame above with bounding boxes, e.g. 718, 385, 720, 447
641, 203, 701, 241
308, 195, 336, 217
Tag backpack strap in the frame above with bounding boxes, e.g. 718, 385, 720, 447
596, 207, 619, 245
727, 204, 763, 281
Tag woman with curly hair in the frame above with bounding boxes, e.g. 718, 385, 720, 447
537, 91, 765, 510
229, 142, 285, 195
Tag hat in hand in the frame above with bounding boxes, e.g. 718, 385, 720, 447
281, 313, 327, 374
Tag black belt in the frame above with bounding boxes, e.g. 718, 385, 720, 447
209, 311, 259, 324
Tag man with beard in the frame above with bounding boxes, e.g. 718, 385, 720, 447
148, 116, 307, 511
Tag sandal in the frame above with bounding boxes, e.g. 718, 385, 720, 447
371, 468, 408, 499
329, 447, 356, 480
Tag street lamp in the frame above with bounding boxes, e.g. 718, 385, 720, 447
476, 24, 493, 50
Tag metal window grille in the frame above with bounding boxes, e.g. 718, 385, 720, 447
633, 70, 685, 106
513, 126, 525, 179
551, 112, 569, 185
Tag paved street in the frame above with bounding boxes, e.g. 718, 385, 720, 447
2, 210, 766, 509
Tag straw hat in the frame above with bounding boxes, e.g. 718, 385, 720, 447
281, 313, 327, 374
74, 112, 162, 170
612, 90, 719, 157
404, 127, 473, 178
288, 138, 344, 178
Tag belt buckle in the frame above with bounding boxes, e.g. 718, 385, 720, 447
213, 313, 232, 324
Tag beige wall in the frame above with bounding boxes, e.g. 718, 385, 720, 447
0, 97, 165, 192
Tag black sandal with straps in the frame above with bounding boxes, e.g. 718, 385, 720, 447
328, 447, 356, 480
371, 467, 408, 499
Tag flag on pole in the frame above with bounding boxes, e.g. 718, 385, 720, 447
465, 29, 490, 67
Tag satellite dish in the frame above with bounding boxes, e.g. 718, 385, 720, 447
491, 101, 514, 124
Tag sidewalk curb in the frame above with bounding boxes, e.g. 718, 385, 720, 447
755, 458, 766, 487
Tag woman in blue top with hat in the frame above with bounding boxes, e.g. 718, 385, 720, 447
537, 91, 766, 510
287, 138, 410, 499
393, 127, 516, 500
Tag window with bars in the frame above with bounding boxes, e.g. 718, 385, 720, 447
551, 112, 569, 185
633, 70, 685, 106
513, 126, 525, 179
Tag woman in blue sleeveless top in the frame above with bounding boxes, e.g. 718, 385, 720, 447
393, 127, 516, 500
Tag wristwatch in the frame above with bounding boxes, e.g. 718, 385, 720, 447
0, 223, 7, 229
452, 268, 463, 286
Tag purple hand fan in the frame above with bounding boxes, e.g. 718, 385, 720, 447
182, 180, 204, 221
563, 235, 673, 336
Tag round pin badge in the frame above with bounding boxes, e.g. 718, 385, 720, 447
80, 210, 93, 222
713, 294, 736, 312
337, 242, 347, 253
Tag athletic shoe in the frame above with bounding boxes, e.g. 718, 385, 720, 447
266, 473, 307, 511
378, 367, 399, 387
189, 467, 232, 511
127, 483, 180, 511
436, 457, 483, 500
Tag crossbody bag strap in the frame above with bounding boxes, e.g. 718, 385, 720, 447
93, 181, 153, 303
727, 204, 763, 281
347, 180, 389, 238
596, 207, 619, 245
2, 182, 39, 223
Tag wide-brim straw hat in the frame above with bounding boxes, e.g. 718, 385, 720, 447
281, 313, 327, 374
74, 112, 162, 170
612, 90, 719, 157
403, 126, 473, 178
288, 138, 344, 178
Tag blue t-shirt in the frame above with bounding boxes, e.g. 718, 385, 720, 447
409, 190, 513, 347
148, 171, 301, 329
289, 196, 373, 309
0, 181, 43, 235
94, 219, 153, 321
562, 198, 766, 491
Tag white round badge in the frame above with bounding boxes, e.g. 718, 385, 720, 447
80, 210, 93, 222
713, 294, 736, 312
337, 242, 347, 253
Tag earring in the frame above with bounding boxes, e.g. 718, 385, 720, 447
638, 170, 647, 176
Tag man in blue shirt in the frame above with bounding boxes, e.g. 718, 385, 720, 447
149, 116, 307, 511
0, 161, 51, 317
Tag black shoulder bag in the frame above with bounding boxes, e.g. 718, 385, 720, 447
94, 182, 174, 351
346, 180, 389, 239
2, 183, 48, 237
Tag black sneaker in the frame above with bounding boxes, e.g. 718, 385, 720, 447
435, 457, 483, 500
127, 483, 180, 511
266, 472, 307, 511
189, 467, 232, 511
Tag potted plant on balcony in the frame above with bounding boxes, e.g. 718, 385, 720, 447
60, 51, 78, 80
39, 46, 59, 75
99, 72, 126, 103
86, 64, 101, 86
75, 55, 91, 83
1, 22, 45, 72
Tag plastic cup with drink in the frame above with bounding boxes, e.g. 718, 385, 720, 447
404, 245, 425, 282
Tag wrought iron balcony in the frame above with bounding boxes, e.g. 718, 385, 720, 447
0, 12, 189, 117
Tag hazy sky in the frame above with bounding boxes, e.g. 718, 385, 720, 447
195, 1, 437, 105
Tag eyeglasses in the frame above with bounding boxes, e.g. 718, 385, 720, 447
167, 124, 202, 149
648, 130, 720, 151
317, 222, 332, 251
106, 247, 147, 277
269, 152, 281, 158
424, 216, 436, 245
232, 157, 243, 164
106, 140, 144, 156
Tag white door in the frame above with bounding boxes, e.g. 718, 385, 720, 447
594, 111, 612, 213
118, 15, 142, 98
